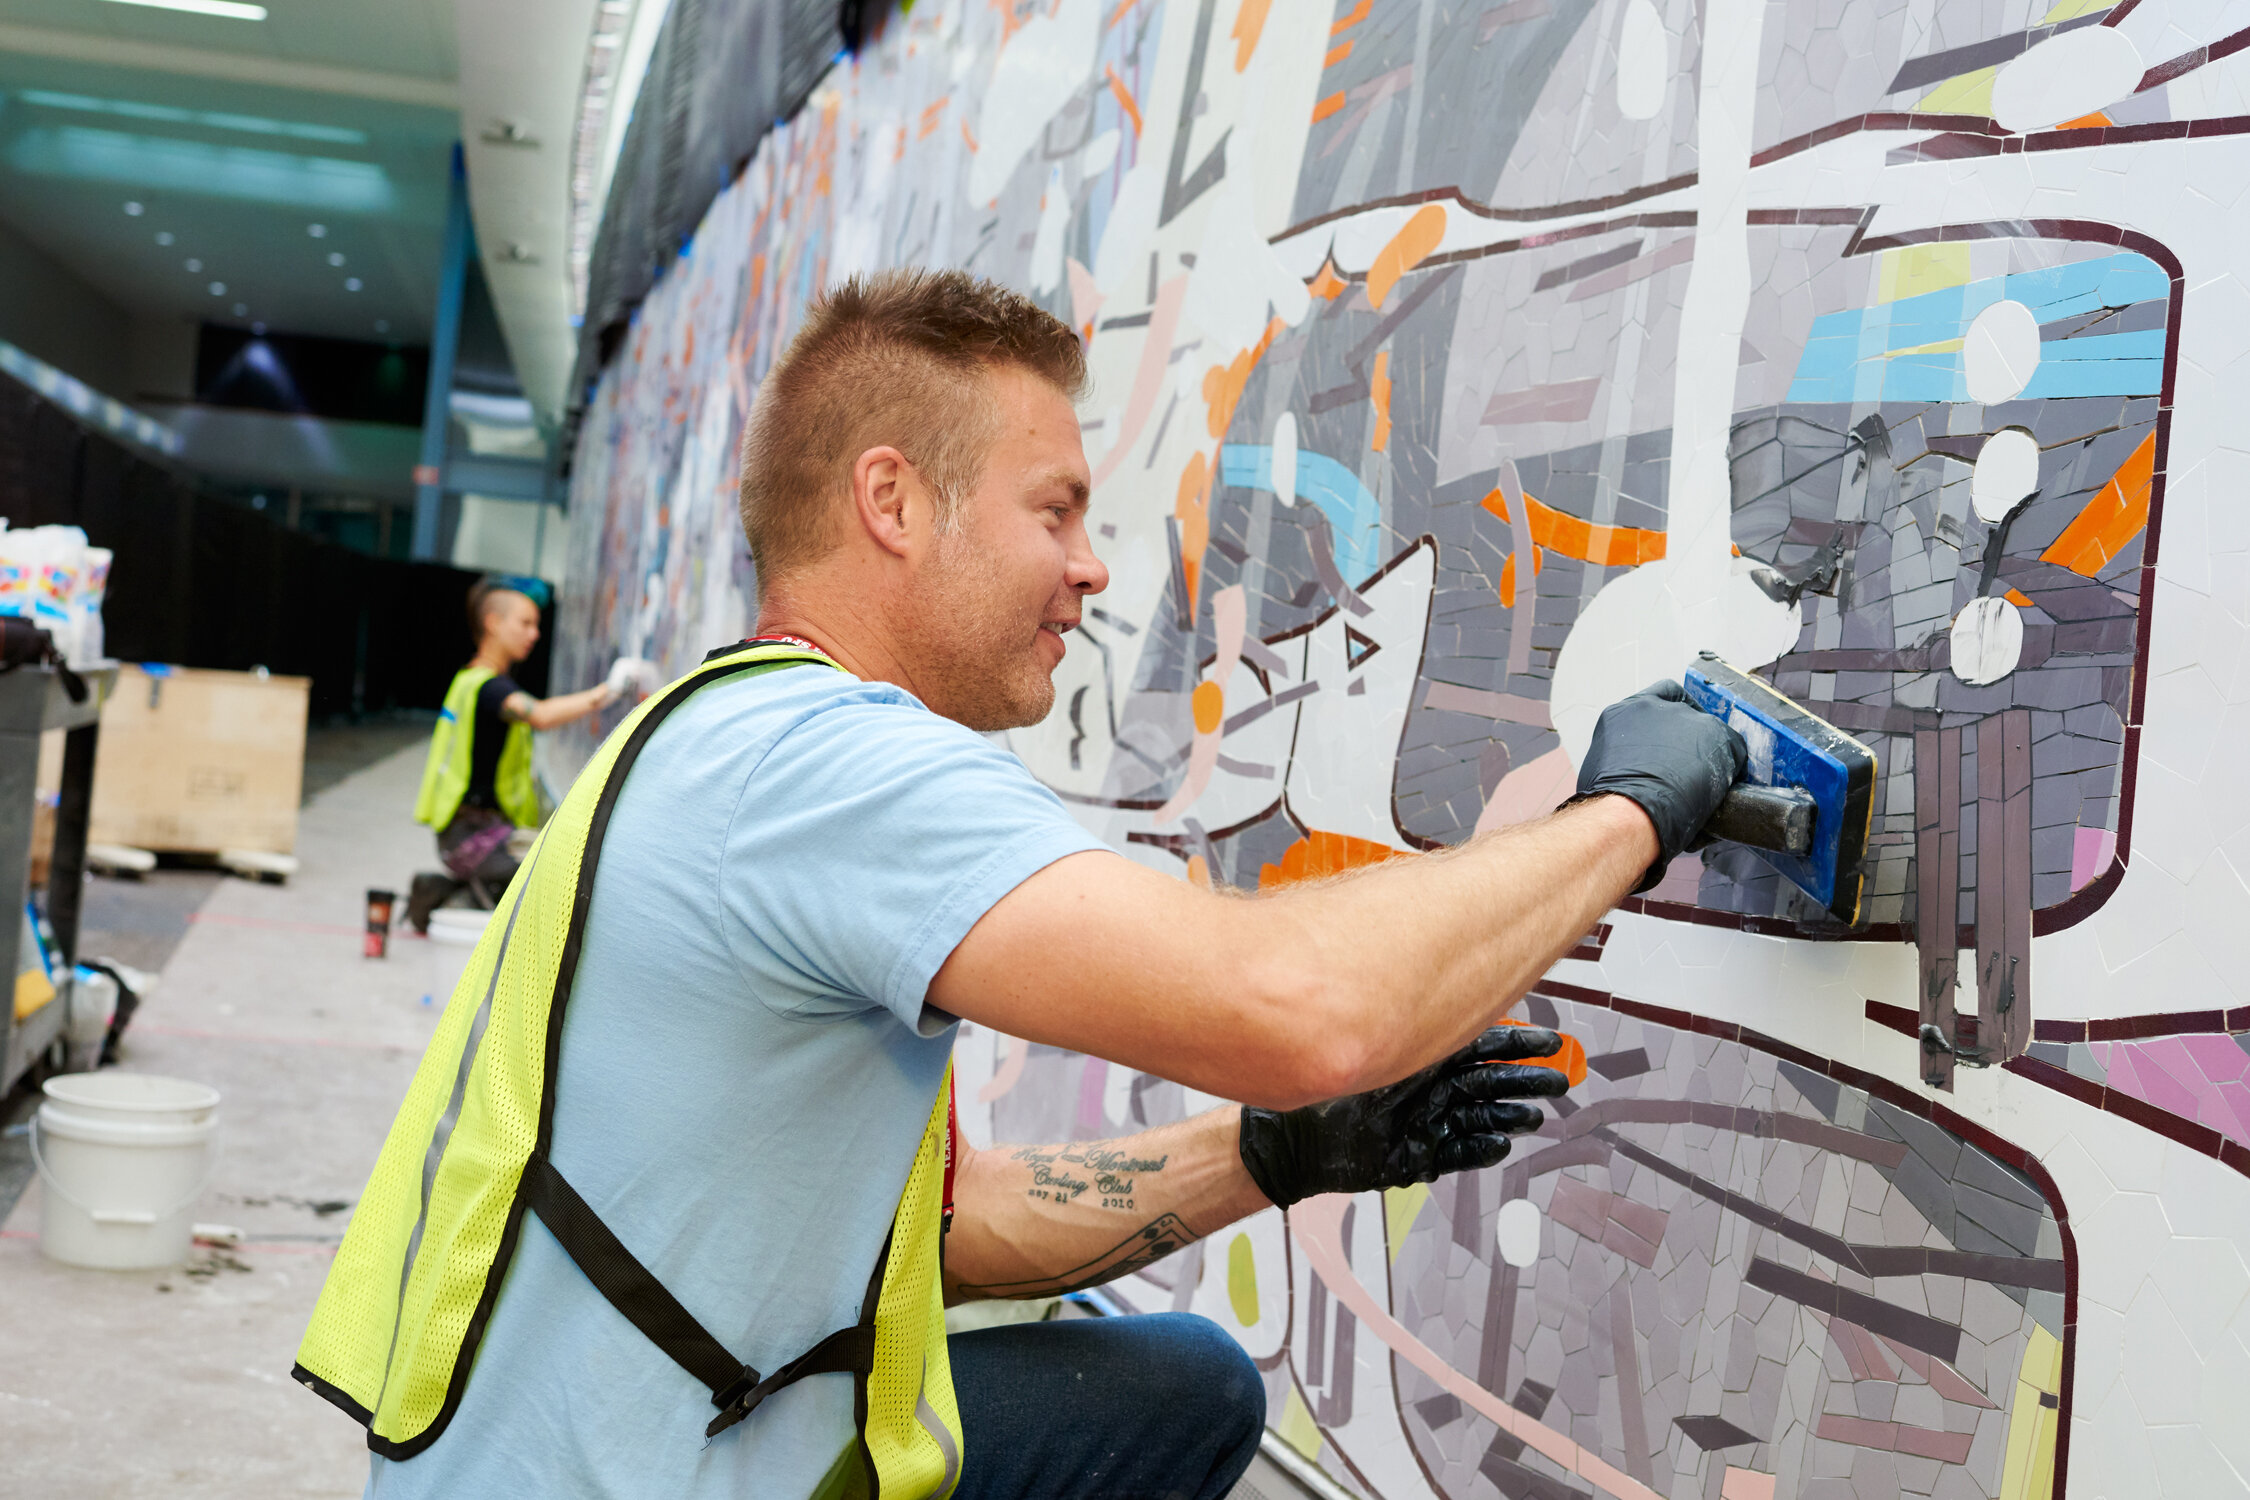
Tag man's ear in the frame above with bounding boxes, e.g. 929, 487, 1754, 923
852, 445, 928, 560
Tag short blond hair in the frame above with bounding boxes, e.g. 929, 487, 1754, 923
737, 269, 1087, 591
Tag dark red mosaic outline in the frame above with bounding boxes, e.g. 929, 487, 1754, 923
1870, 999, 2250, 1182
1288, 207, 1703, 288
1274, 32, 2248, 234
1885, 109, 2250, 163
1747, 42, 2250, 171
1270, 173, 1700, 244
2034, 1008, 2250, 1042
1618, 215, 2183, 943
2136, 23, 2250, 91
1536, 976, 2081, 1497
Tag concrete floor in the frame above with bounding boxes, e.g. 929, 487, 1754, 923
299, 715, 436, 806
0, 741, 468, 1500
0, 732, 1319, 1500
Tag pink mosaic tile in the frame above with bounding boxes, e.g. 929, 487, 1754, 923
2092, 1035, 2250, 1149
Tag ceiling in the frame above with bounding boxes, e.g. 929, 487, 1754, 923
454, 0, 613, 426
0, 0, 461, 349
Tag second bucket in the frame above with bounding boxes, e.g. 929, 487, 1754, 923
33, 1072, 221, 1270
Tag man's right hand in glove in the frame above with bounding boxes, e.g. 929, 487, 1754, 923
1570, 679, 1747, 892
1237, 1025, 1570, 1208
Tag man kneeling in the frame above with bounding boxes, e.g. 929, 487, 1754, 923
297, 270, 1741, 1499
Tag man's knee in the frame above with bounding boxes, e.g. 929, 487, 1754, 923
1139, 1313, 1265, 1437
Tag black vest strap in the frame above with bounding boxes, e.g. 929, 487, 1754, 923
705, 1323, 877, 1440
521, 1152, 876, 1439
501, 651, 871, 1452
521, 1153, 743, 1392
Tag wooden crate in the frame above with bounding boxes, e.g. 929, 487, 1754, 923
87, 666, 310, 855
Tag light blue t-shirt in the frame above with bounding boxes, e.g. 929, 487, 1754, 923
367, 660, 1105, 1499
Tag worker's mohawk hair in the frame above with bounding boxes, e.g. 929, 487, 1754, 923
736, 268, 1087, 592
464, 576, 530, 644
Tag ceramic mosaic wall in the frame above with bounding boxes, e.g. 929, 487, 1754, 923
552, 0, 2250, 1492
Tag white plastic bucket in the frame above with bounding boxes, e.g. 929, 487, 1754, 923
34, 1073, 220, 1269
426, 908, 491, 947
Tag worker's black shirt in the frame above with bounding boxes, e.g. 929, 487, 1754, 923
460, 673, 522, 811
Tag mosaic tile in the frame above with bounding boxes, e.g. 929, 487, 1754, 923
547, 0, 2250, 1489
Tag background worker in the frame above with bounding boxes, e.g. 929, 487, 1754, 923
331, 272, 1741, 1498
406, 579, 646, 925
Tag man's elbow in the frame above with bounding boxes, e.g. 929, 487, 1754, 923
1233, 963, 1372, 1110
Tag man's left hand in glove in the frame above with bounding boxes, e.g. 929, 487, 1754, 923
1236, 1025, 1570, 1209
941, 1025, 1573, 1304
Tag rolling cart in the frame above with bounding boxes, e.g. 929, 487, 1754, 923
0, 664, 116, 1096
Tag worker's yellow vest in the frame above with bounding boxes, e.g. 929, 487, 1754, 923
412, 666, 540, 831
296, 642, 965, 1497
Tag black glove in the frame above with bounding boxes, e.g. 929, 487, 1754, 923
1570, 679, 1746, 892
1237, 1027, 1569, 1209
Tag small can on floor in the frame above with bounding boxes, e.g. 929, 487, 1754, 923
364, 888, 395, 958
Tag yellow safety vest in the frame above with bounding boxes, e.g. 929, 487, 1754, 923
297, 641, 965, 1498
412, 666, 540, 830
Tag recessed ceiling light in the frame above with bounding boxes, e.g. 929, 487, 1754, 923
327, 251, 345, 267
307, 223, 327, 238
344, 277, 362, 291
14, 129, 397, 213
99, 0, 269, 19
374, 319, 390, 333
199, 110, 363, 145
20, 90, 366, 146
154, 230, 174, 246
252, 321, 266, 334
208, 281, 226, 295
232, 302, 247, 315
122, 199, 144, 215
184, 257, 202, 272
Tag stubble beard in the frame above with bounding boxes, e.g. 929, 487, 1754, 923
910, 523, 1058, 733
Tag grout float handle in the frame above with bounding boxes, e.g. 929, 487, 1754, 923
1705, 783, 1817, 857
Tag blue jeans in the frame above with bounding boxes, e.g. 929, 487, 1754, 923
949, 1312, 1265, 1500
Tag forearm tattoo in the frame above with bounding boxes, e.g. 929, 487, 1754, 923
953, 1139, 1189, 1298
955, 1214, 1195, 1298
1006, 1141, 1170, 1213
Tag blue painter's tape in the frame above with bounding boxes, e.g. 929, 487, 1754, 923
1219, 443, 1385, 583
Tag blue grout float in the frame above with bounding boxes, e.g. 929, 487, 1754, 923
1685, 653, 1879, 927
